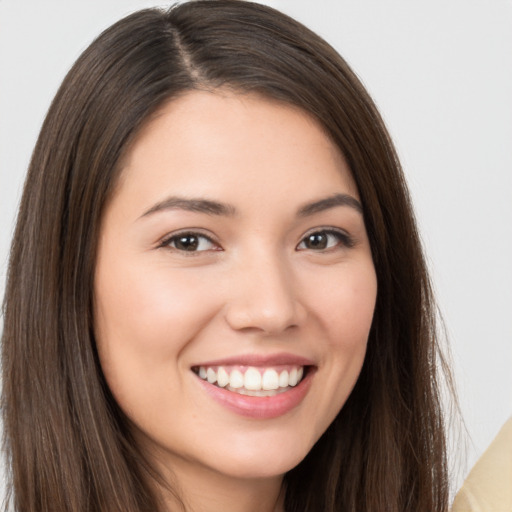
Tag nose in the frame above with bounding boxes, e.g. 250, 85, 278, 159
224, 251, 306, 335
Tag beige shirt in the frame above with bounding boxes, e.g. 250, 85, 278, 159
452, 417, 512, 512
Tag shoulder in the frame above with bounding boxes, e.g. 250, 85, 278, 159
452, 417, 512, 512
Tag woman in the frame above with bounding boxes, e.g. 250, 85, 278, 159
1, 1, 451, 511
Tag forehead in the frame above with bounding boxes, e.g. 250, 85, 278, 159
114, 90, 359, 212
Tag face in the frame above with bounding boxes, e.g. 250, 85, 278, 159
94, 91, 377, 486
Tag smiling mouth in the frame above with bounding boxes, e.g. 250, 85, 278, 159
192, 365, 309, 397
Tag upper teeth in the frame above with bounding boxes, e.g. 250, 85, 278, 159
196, 365, 304, 392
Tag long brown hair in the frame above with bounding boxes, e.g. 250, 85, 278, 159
2, 1, 451, 510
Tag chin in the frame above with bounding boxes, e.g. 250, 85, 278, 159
202, 428, 315, 480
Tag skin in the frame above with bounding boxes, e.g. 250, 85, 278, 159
94, 90, 377, 512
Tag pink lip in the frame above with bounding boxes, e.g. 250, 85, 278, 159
194, 367, 315, 420
192, 352, 315, 368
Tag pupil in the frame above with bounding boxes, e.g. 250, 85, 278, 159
176, 235, 198, 251
307, 233, 327, 249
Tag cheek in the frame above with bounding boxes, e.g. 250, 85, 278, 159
304, 261, 376, 427
312, 261, 377, 345
95, 259, 217, 355
328, 266, 377, 379
93, 256, 220, 412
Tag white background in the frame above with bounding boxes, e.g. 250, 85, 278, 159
1, 0, 511, 498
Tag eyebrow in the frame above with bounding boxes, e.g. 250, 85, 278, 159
140, 197, 237, 218
139, 192, 363, 219
297, 193, 363, 217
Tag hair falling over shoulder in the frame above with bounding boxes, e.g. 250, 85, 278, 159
1, 1, 454, 511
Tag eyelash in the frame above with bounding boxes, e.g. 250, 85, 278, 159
296, 228, 354, 251
159, 228, 354, 255
159, 231, 219, 254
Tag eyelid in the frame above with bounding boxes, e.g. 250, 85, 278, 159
158, 229, 222, 253
296, 226, 355, 251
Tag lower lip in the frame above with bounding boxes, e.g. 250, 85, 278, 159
195, 369, 314, 419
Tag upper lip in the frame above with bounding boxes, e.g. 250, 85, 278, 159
192, 352, 315, 368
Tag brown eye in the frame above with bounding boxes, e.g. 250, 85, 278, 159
163, 233, 217, 252
304, 233, 329, 250
174, 235, 200, 251
297, 229, 353, 251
